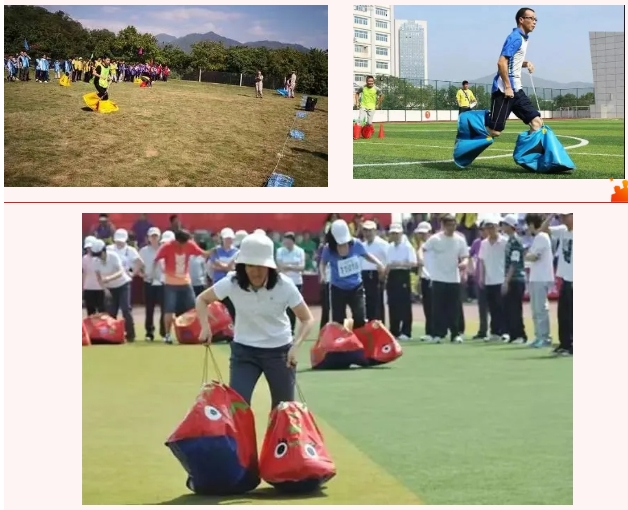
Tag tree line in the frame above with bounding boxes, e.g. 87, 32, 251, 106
370, 75, 595, 111
4, 5, 328, 96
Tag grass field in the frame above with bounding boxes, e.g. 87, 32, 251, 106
83, 304, 572, 505
353, 118, 624, 179
4, 78, 328, 187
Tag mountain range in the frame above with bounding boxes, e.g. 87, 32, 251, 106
470, 74, 593, 90
154, 31, 310, 53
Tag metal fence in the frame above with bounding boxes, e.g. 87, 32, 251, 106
371, 76, 595, 113
181, 69, 288, 91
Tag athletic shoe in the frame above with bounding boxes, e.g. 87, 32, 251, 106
473, 333, 486, 340
430, 337, 442, 344
420, 335, 432, 342
552, 347, 572, 357
453, 335, 464, 343
501, 334, 511, 343
164, 334, 173, 345
397, 334, 410, 341
146, 335, 154, 342
529, 339, 544, 348
511, 338, 527, 344
542, 339, 552, 347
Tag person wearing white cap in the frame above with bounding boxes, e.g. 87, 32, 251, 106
276, 232, 306, 335
321, 219, 386, 329
361, 220, 389, 323
196, 233, 315, 409
82, 236, 106, 315
478, 216, 509, 341
90, 238, 136, 341
209, 227, 240, 321
415, 222, 435, 341
500, 214, 528, 344
523, 213, 555, 349
386, 223, 417, 340
109, 228, 142, 278
540, 213, 573, 356
234, 230, 248, 248
422, 214, 469, 343
139, 227, 166, 341
154, 229, 211, 344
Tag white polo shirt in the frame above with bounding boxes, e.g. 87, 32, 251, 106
528, 232, 554, 283
108, 244, 140, 274
212, 272, 304, 348
361, 236, 389, 271
276, 245, 305, 285
550, 225, 573, 282
422, 232, 469, 283
386, 241, 417, 267
479, 235, 508, 285
94, 251, 132, 289
418, 244, 433, 279
139, 244, 163, 285
82, 254, 102, 290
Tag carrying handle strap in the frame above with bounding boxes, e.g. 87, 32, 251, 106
201, 344, 223, 387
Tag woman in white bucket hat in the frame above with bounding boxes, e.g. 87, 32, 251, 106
196, 233, 315, 408
321, 219, 386, 329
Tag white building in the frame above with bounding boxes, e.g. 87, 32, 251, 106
353, 5, 395, 86
394, 19, 428, 86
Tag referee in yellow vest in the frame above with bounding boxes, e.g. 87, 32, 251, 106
354, 75, 384, 126
456, 81, 477, 114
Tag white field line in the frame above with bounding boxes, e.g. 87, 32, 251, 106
353, 135, 589, 168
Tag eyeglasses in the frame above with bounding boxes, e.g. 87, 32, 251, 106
522, 16, 538, 21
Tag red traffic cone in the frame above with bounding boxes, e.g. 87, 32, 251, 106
353, 122, 362, 140
378, 124, 385, 138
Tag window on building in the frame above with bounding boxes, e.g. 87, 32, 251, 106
354, 74, 366, 82
354, 5, 368, 12
375, 7, 388, 17
375, 33, 388, 43
355, 44, 368, 53
376, 20, 388, 29
354, 29, 368, 40
354, 16, 368, 26
355, 59, 369, 68
375, 46, 388, 56
376, 61, 389, 70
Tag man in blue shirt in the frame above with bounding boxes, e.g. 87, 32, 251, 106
209, 227, 239, 321
486, 7, 542, 138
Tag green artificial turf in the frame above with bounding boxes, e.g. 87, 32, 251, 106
353, 118, 623, 179
83, 320, 572, 505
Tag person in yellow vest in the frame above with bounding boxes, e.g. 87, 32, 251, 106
456, 81, 477, 115
354, 75, 383, 126
92, 56, 112, 100
110, 60, 118, 82
75, 57, 83, 82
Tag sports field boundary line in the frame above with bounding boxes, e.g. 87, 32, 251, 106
353, 135, 588, 168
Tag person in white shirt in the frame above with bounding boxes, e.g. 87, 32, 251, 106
361, 220, 389, 323
386, 223, 418, 340
82, 236, 105, 315
138, 227, 165, 341
190, 241, 209, 296
422, 214, 469, 343
90, 239, 136, 341
542, 213, 573, 356
275, 232, 306, 335
478, 217, 509, 341
196, 233, 315, 409
415, 221, 435, 341
109, 228, 142, 276
524, 213, 555, 348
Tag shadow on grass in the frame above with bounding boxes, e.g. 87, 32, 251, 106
296, 364, 392, 375
291, 147, 328, 161
156, 486, 328, 505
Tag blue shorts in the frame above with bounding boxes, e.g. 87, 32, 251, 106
487, 89, 540, 132
164, 284, 196, 315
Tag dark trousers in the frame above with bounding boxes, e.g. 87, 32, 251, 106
286, 284, 303, 335
362, 270, 385, 322
144, 283, 165, 338
504, 280, 527, 340
485, 284, 505, 336
387, 270, 412, 337
319, 283, 330, 329
94, 82, 109, 100
420, 278, 434, 336
431, 281, 462, 339
229, 342, 295, 409
476, 284, 489, 336
330, 283, 366, 329
83, 289, 105, 315
557, 280, 573, 352
107, 282, 135, 340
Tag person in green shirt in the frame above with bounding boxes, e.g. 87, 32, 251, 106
354, 75, 383, 126
500, 214, 528, 344
92, 55, 112, 100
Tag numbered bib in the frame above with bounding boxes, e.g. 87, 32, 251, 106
337, 256, 361, 279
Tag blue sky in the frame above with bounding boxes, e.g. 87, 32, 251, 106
394, 5, 624, 83
41, 5, 328, 49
